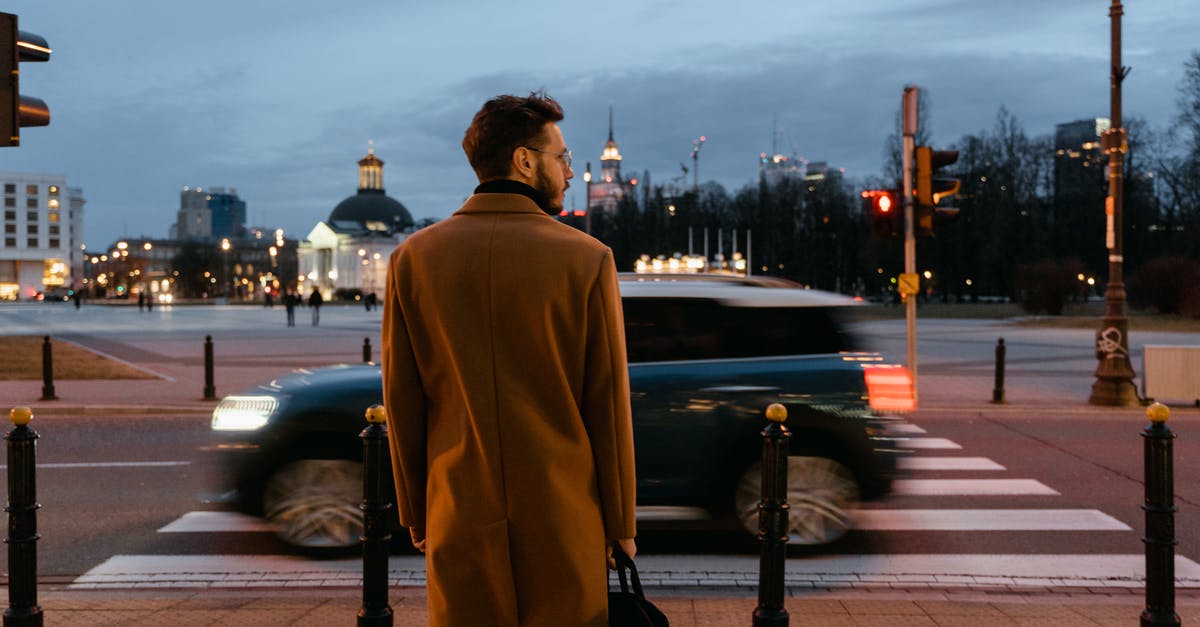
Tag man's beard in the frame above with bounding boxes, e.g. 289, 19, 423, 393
533, 168, 564, 213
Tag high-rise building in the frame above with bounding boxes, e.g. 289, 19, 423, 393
0, 172, 85, 300
759, 152, 803, 188
588, 107, 636, 215
172, 186, 247, 240
1053, 118, 1111, 273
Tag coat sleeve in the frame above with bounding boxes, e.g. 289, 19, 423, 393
581, 249, 637, 540
381, 249, 428, 534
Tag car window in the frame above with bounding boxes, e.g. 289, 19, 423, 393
622, 297, 852, 363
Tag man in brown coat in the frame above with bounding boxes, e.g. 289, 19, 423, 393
382, 92, 637, 626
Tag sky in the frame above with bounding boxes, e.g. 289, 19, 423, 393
1, 0, 1197, 249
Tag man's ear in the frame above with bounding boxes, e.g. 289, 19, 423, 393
511, 147, 535, 181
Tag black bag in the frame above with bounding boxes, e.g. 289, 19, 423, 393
608, 549, 669, 627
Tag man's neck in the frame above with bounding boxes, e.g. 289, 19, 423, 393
474, 179, 554, 215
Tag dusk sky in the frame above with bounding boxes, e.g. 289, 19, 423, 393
1, 1, 1196, 249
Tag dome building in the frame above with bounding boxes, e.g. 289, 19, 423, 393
298, 145, 413, 300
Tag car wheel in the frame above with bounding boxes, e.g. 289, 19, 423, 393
734, 455, 861, 546
262, 459, 363, 549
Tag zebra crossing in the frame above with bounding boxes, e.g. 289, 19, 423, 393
70, 420, 1200, 590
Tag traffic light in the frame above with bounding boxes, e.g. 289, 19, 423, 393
862, 189, 901, 239
914, 146, 960, 237
0, 12, 51, 148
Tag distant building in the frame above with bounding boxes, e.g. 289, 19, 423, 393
803, 161, 845, 188
587, 107, 637, 215
759, 152, 803, 188
298, 145, 414, 299
1053, 117, 1111, 273
171, 186, 247, 240
0, 172, 85, 300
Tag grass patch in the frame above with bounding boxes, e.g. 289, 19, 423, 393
0, 336, 158, 381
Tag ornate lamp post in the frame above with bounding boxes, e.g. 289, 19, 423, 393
220, 238, 232, 301
1089, 0, 1139, 406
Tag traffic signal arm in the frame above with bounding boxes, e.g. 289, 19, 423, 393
1, 12, 51, 147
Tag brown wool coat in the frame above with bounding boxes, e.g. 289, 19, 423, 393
382, 192, 637, 627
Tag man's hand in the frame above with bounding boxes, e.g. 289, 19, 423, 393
606, 537, 637, 570
410, 527, 426, 553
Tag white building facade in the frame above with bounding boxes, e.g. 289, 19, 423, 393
0, 172, 85, 300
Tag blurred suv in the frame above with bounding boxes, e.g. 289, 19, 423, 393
209, 274, 914, 550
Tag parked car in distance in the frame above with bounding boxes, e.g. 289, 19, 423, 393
208, 273, 915, 551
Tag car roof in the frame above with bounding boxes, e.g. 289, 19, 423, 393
618, 273, 860, 308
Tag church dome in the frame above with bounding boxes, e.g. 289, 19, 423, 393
328, 189, 413, 231
327, 144, 413, 233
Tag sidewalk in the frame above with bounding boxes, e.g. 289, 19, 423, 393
22, 584, 1200, 626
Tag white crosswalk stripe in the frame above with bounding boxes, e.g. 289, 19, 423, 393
897, 456, 1005, 471
897, 437, 962, 450
893, 478, 1059, 496
851, 509, 1129, 531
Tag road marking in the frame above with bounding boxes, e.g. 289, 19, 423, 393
851, 509, 1129, 531
158, 511, 273, 533
0, 461, 191, 470
893, 479, 1059, 496
896, 437, 961, 450
70, 553, 1200, 589
888, 423, 927, 434
897, 457, 1005, 471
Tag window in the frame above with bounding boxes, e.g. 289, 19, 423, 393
26, 197, 38, 208
25, 185, 37, 195
48, 239, 59, 248
26, 225, 37, 235
26, 211, 37, 221
48, 225, 58, 235
26, 238, 37, 248
48, 198, 59, 209
4, 237, 14, 248
48, 186, 58, 196
4, 198, 13, 208
3, 210, 13, 220
48, 212, 58, 223
4, 224, 14, 234
4, 184, 14, 194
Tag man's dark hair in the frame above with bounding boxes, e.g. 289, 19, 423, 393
463, 91, 564, 181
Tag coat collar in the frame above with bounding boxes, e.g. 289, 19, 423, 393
454, 192, 552, 218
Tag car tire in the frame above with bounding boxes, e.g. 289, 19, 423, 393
734, 455, 861, 546
262, 458, 363, 550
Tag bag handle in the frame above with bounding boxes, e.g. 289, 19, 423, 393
612, 548, 645, 599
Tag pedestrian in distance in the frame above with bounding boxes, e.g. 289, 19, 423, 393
137, 291, 145, 312
146, 294, 153, 312
364, 292, 371, 312
382, 91, 637, 627
72, 289, 80, 310
307, 287, 323, 326
284, 291, 296, 327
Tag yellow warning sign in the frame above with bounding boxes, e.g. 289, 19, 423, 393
898, 273, 920, 296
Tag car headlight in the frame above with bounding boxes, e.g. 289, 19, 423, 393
212, 395, 279, 431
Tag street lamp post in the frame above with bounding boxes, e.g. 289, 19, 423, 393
584, 161, 592, 235
1089, 0, 1139, 406
220, 238, 231, 301
691, 136, 706, 195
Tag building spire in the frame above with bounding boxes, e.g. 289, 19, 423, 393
358, 142, 385, 191
608, 104, 614, 142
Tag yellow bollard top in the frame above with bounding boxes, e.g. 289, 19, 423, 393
1146, 401, 1170, 424
9, 406, 32, 426
365, 404, 387, 424
765, 403, 787, 423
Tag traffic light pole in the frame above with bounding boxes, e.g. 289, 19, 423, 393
1089, 0, 1139, 406
902, 87, 919, 402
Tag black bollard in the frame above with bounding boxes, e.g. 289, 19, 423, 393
5, 407, 43, 627
203, 336, 216, 401
363, 337, 372, 364
991, 338, 1006, 404
753, 403, 789, 627
1141, 402, 1179, 627
359, 405, 393, 626
39, 338, 55, 402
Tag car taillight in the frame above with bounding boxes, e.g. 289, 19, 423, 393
863, 364, 916, 412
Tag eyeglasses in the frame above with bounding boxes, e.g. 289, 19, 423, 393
524, 146, 573, 169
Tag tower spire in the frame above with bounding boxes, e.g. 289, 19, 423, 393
608, 104, 614, 142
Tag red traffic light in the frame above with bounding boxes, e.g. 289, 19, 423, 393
862, 189, 901, 239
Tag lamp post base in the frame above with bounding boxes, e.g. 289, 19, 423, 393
1089, 317, 1141, 407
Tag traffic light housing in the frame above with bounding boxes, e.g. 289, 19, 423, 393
862, 189, 901, 239
914, 146, 960, 237
0, 12, 51, 148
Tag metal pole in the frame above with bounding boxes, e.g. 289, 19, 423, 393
992, 338, 1006, 404
584, 162, 592, 236
1141, 402, 1179, 626
5, 407, 43, 627
902, 87, 919, 403
363, 337, 372, 364
753, 403, 789, 627
358, 405, 393, 627
1089, 0, 1140, 406
203, 335, 216, 401
38, 338, 55, 402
